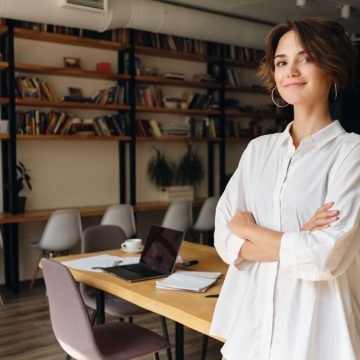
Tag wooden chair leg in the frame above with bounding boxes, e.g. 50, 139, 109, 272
29, 253, 44, 289
153, 353, 160, 360
160, 316, 173, 360
0, 294, 4, 306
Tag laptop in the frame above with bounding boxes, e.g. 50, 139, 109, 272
101, 225, 185, 282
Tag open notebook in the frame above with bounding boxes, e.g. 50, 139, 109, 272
156, 271, 222, 292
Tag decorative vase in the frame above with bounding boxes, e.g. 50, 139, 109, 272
17, 196, 26, 213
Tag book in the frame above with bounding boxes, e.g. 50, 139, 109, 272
156, 271, 221, 292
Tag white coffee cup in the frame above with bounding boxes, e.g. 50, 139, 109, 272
121, 238, 142, 252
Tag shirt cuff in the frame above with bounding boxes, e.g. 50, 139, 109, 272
226, 233, 245, 265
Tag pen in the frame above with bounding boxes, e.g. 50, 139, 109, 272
205, 294, 219, 298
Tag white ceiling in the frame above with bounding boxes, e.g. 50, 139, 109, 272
162, 0, 360, 35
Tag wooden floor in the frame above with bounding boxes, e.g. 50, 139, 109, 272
0, 286, 223, 360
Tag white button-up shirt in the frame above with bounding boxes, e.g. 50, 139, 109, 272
210, 121, 360, 360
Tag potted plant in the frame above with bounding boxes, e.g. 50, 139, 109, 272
147, 147, 175, 191
16, 161, 32, 212
176, 144, 204, 186
165, 144, 203, 201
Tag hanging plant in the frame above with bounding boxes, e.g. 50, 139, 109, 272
147, 146, 176, 190
176, 144, 204, 186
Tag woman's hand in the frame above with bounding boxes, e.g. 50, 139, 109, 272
229, 211, 256, 239
301, 202, 339, 231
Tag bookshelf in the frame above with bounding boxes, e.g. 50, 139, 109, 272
0, 20, 283, 293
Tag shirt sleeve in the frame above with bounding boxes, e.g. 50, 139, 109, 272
280, 143, 360, 281
214, 145, 250, 266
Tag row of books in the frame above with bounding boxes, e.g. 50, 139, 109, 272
8, 20, 129, 43
15, 76, 58, 101
3, 19, 263, 63
92, 85, 127, 105
136, 86, 164, 107
16, 110, 129, 136
135, 117, 219, 138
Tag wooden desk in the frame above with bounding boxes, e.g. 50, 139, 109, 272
55, 242, 227, 359
1, 200, 204, 293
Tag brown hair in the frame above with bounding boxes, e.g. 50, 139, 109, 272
258, 18, 358, 92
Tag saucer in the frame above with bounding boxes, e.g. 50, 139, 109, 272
121, 245, 144, 254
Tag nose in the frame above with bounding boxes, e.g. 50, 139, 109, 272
287, 62, 300, 77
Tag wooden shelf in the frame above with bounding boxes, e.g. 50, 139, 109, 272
0, 97, 8, 105
15, 63, 130, 81
14, 27, 128, 51
226, 137, 252, 143
224, 58, 260, 69
136, 75, 220, 89
0, 134, 10, 140
136, 106, 221, 116
225, 85, 267, 94
0, 200, 205, 224
0, 60, 8, 70
136, 136, 220, 143
136, 46, 220, 63
14, 98, 131, 111
225, 111, 276, 118
16, 134, 131, 141
0, 25, 7, 35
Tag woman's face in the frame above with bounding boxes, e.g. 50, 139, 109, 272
273, 30, 331, 106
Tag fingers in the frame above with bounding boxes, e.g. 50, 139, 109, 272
315, 210, 339, 219
316, 201, 334, 213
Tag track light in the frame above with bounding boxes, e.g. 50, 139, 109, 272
296, 0, 307, 8
341, 4, 350, 19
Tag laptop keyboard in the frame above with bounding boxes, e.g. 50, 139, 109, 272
124, 264, 163, 277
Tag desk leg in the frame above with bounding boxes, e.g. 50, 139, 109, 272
95, 290, 105, 325
175, 322, 184, 360
3, 223, 19, 294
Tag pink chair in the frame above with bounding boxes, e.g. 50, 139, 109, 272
41, 258, 170, 360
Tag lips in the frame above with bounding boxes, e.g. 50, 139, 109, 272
284, 82, 306, 88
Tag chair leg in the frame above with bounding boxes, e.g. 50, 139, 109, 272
153, 353, 160, 360
90, 309, 98, 325
0, 294, 4, 306
200, 335, 208, 360
160, 316, 173, 360
29, 253, 44, 289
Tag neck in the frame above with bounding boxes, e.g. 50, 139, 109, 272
291, 103, 333, 147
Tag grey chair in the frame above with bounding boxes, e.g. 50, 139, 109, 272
100, 204, 136, 238
30, 209, 82, 288
161, 201, 193, 232
81, 224, 173, 360
41, 258, 170, 360
192, 196, 219, 245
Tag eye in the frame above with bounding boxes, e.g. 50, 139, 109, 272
275, 60, 287, 67
301, 56, 311, 63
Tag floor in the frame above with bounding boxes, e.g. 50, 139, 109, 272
0, 286, 223, 359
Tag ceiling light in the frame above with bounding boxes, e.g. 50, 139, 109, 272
341, 4, 351, 19
296, 0, 307, 8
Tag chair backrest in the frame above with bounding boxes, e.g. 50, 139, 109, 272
41, 258, 102, 360
161, 201, 193, 232
192, 196, 219, 232
101, 204, 136, 238
82, 224, 127, 253
39, 209, 82, 251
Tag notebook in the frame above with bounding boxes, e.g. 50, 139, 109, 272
101, 225, 185, 282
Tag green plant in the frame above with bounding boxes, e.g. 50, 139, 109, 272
16, 161, 32, 195
147, 147, 175, 190
176, 144, 204, 186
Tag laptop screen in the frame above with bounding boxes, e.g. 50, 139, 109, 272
140, 225, 184, 273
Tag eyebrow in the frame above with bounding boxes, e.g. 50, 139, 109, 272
274, 50, 307, 60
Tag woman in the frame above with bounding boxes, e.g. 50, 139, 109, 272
210, 18, 360, 360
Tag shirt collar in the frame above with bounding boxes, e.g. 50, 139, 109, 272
279, 120, 345, 149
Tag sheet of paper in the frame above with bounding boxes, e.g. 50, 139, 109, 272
62, 254, 139, 272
